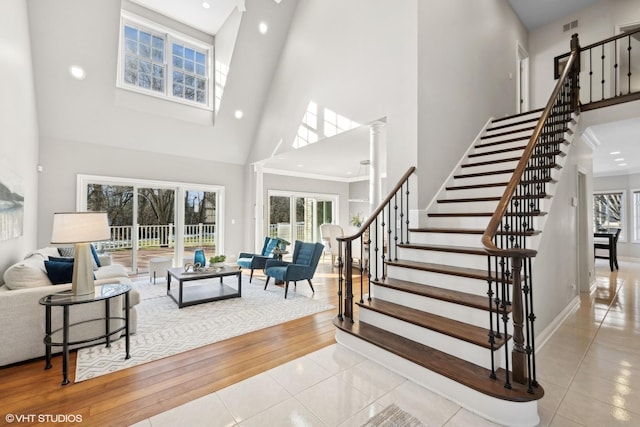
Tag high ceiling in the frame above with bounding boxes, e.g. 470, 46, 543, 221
507, 0, 601, 30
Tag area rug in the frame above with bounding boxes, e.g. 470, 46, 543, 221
361, 404, 425, 427
74, 278, 333, 382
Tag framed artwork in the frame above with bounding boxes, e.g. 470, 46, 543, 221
0, 166, 24, 241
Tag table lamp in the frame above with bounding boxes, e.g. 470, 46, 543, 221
51, 212, 110, 296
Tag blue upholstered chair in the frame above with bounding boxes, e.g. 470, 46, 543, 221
264, 241, 324, 298
237, 237, 280, 283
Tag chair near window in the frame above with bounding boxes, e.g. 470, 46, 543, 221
264, 241, 324, 298
237, 237, 279, 283
594, 228, 621, 271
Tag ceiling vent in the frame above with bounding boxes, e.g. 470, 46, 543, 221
563, 20, 579, 32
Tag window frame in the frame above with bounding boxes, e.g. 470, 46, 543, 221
593, 189, 626, 243
117, 11, 214, 111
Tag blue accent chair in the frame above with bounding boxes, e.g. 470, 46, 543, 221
264, 241, 324, 298
237, 237, 280, 282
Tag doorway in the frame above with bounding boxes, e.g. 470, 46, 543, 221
517, 42, 530, 114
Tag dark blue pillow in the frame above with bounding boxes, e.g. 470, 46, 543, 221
49, 256, 74, 263
90, 244, 101, 268
44, 260, 74, 285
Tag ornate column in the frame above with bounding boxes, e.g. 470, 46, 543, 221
369, 121, 385, 213
254, 162, 264, 252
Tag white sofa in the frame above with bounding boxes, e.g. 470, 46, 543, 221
0, 247, 139, 367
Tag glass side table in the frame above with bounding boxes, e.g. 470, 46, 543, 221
39, 283, 132, 385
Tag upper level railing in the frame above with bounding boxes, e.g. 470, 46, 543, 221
481, 34, 581, 392
555, 28, 640, 110
336, 166, 415, 321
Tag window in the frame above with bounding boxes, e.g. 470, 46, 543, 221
633, 189, 640, 242
118, 12, 213, 110
593, 191, 625, 241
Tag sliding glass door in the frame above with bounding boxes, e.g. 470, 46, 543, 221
79, 175, 223, 274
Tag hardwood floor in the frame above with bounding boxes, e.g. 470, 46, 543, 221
0, 260, 354, 427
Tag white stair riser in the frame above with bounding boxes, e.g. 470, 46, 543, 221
359, 309, 504, 370
436, 200, 499, 214
461, 160, 520, 175
409, 232, 542, 252
334, 335, 541, 427
443, 186, 507, 199
475, 139, 531, 154
372, 284, 510, 332
490, 113, 541, 127
467, 150, 525, 164
387, 265, 488, 296
452, 172, 515, 186
399, 248, 487, 270
480, 129, 534, 144
485, 122, 537, 136
426, 216, 492, 229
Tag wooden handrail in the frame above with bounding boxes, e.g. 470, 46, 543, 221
481, 35, 580, 257
338, 166, 416, 243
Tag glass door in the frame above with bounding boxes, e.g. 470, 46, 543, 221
183, 189, 219, 264
136, 187, 176, 274
268, 191, 337, 249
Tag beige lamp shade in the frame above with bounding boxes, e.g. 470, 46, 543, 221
50, 212, 110, 296
51, 212, 110, 244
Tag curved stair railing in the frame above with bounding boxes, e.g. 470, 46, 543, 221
336, 166, 416, 321
481, 34, 581, 392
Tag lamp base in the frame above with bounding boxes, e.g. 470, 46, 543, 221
72, 243, 96, 296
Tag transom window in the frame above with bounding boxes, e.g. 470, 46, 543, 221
118, 12, 213, 110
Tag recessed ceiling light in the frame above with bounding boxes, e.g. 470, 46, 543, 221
297, 164, 304, 168
69, 65, 86, 80
619, 163, 628, 166
610, 151, 621, 155
258, 22, 269, 34
201, 1, 210, 9
346, 171, 353, 175
614, 158, 625, 161
234, 110, 244, 119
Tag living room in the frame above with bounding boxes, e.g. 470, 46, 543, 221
3, 0, 640, 425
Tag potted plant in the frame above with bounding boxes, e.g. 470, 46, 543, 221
276, 238, 290, 251
350, 213, 363, 228
209, 254, 226, 268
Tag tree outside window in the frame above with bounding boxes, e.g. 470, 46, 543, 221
593, 191, 625, 240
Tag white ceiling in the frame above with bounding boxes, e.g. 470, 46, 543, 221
130, 0, 238, 35
588, 118, 640, 176
506, 0, 601, 30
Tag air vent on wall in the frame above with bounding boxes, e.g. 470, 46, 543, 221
563, 20, 579, 32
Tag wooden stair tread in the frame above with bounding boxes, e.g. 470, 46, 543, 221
399, 242, 486, 255
334, 319, 543, 402
427, 211, 547, 218
446, 182, 508, 191
409, 227, 541, 236
480, 125, 536, 140
454, 164, 560, 179
372, 277, 511, 313
491, 108, 543, 123
461, 156, 522, 168
357, 298, 507, 349
487, 115, 572, 132
437, 194, 550, 204
475, 135, 567, 150
386, 259, 508, 282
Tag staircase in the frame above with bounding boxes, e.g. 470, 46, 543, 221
333, 106, 578, 426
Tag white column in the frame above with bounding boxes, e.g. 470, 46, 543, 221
369, 121, 384, 214
254, 162, 264, 252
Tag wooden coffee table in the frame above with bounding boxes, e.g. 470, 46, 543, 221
167, 266, 242, 308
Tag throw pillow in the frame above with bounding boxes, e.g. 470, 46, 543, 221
58, 247, 75, 257
44, 260, 75, 285
49, 256, 74, 263
90, 244, 101, 269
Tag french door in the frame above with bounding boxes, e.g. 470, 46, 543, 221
267, 191, 337, 247
78, 175, 223, 274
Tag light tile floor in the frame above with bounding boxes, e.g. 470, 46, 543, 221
131, 260, 640, 426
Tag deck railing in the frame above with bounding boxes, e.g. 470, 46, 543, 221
103, 223, 216, 250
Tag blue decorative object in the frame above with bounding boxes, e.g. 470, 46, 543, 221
194, 249, 206, 268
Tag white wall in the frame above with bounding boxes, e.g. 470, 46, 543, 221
37, 138, 245, 260
0, 0, 40, 283
529, 0, 640, 109
248, 0, 418, 187
417, 0, 528, 207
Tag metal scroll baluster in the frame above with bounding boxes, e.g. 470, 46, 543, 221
487, 255, 497, 379
628, 34, 633, 96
